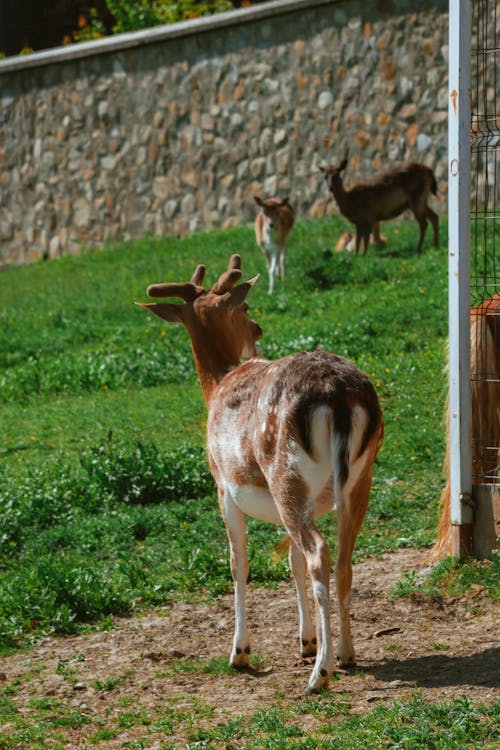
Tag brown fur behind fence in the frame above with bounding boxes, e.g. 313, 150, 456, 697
430, 292, 500, 560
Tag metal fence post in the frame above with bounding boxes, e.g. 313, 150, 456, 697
448, 0, 473, 556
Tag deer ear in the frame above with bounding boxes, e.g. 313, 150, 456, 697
222, 275, 260, 309
135, 301, 184, 324
319, 166, 326, 173
254, 195, 263, 206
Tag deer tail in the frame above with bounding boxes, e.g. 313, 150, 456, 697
431, 173, 438, 197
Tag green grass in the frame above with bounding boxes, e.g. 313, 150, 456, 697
392, 553, 500, 601
1, 215, 492, 653
0, 683, 497, 749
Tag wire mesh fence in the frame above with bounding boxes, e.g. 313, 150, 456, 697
470, 0, 500, 485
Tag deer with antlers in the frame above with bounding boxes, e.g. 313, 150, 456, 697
137, 255, 383, 694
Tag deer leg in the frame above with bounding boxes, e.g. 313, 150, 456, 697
304, 527, 334, 694
361, 226, 371, 256
371, 222, 385, 247
355, 223, 371, 255
278, 246, 286, 282
354, 229, 362, 255
219, 489, 251, 669
415, 214, 428, 254
267, 251, 278, 294
426, 206, 440, 247
409, 198, 429, 254
284, 519, 334, 694
289, 540, 316, 657
363, 232, 370, 255
334, 501, 356, 666
335, 455, 374, 666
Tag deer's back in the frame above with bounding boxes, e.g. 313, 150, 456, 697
359, 162, 434, 189
339, 163, 435, 223
207, 351, 382, 491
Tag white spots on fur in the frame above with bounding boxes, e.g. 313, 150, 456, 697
261, 418, 275, 436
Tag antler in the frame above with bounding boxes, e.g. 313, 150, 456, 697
146, 264, 206, 301
212, 254, 242, 294
142, 255, 253, 306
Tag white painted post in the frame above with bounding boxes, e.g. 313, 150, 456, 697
448, 0, 473, 556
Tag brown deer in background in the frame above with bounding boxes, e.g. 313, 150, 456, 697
321, 158, 439, 255
254, 195, 295, 294
138, 255, 383, 694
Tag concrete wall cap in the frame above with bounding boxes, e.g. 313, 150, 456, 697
0, 0, 334, 75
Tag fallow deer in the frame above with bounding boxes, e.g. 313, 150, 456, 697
321, 159, 439, 255
254, 195, 295, 294
137, 255, 383, 694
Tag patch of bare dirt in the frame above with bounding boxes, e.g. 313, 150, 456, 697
1, 548, 498, 747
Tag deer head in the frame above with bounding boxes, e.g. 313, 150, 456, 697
137, 254, 262, 402
320, 159, 348, 193
254, 195, 291, 226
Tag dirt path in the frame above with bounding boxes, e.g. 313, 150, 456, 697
1, 548, 498, 746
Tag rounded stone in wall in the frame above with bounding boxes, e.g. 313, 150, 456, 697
181, 193, 196, 214
416, 133, 432, 151
164, 200, 178, 219
318, 90, 333, 110
73, 198, 90, 229
153, 176, 169, 199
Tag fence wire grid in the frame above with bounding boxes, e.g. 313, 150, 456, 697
470, 0, 500, 484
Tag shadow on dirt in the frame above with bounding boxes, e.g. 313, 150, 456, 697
364, 646, 500, 688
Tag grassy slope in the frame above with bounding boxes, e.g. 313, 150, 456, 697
1, 218, 447, 467
0, 217, 450, 646
2, 219, 500, 748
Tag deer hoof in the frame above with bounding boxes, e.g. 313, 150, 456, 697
301, 638, 317, 658
305, 667, 330, 695
230, 645, 250, 669
336, 652, 356, 669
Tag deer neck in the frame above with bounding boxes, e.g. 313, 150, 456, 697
331, 180, 350, 211
189, 333, 241, 405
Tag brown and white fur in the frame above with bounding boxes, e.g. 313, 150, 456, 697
321, 159, 439, 255
431, 292, 500, 560
138, 255, 384, 694
254, 195, 295, 294
335, 231, 387, 253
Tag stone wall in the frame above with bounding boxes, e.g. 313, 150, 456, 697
0, 0, 449, 266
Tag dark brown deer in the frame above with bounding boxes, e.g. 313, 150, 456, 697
137, 255, 383, 694
321, 158, 439, 255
